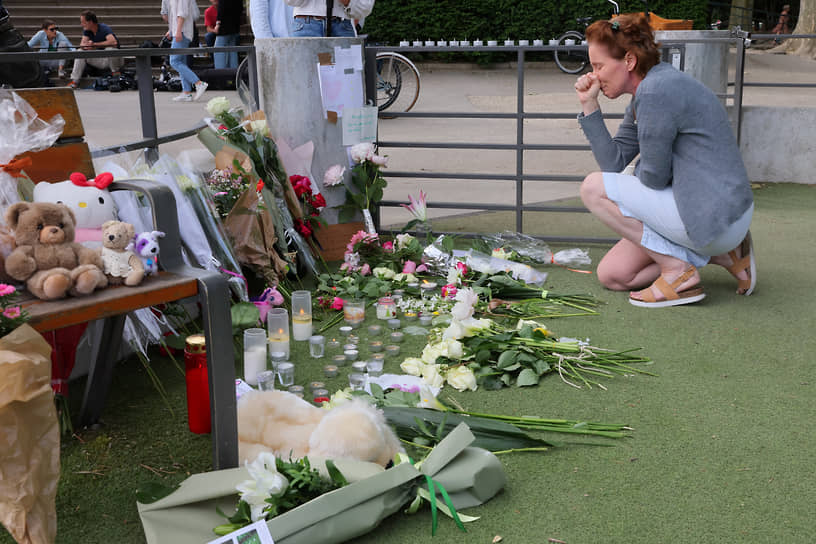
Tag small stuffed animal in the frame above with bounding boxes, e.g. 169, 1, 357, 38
99, 220, 145, 286
238, 391, 402, 466
130, 230, 165, 276
4, 202, 108, 300
33, 172, 117, 248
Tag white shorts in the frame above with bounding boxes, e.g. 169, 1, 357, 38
603, 173, 753, 268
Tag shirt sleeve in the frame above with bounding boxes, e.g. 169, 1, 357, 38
578, 105, 639, 173
27, 31, 43, 49
346, 0, 374, 19
632, 91, 678, 190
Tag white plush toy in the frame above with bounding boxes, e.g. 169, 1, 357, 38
129, 230, 165, 276
33, 172, 117, 248
238, 391, 402, 466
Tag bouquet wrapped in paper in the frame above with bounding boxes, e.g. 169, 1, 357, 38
138, 423, 505, 544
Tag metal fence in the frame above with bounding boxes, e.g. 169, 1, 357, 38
0, 45, 258, 161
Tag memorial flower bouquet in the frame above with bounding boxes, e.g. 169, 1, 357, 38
336, 142, 388, 231
0, 283, 28, 338
205, 165, 253, 218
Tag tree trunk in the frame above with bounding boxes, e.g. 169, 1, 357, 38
730, 0, 755, 30
782, 0, 816, 58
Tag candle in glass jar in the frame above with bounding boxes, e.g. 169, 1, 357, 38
389, 331, 404, 343
367, 324, 383, 336
292, 309, 313, 341
369, 340, 384, 352
343, 300, 365, 328
376, 297, 397, 320
323, 365, 339, 378
403, 311, 417, 321
387, 318, 401, 329
327, 338, 341, 349
385, 344, 401, 357
268, 329, 290, 359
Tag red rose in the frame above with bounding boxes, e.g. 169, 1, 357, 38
311, 193, 326, 208
295, 218, 313, 238
256, 179, 265, 192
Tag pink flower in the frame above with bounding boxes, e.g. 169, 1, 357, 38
323, 164, 346, 187
0, 284, 15, 297
456, 262, 468, 275
441, 284, 458, 299
350, 143, 375, 163
346, 230, 378, 253
416, 263, 428, 273
402, 260, 417, 274
2, 306, 21, 319
331, 297, 344, 310
382, 241, 394, 252
400, 190, 427, 222
360, 263, 371, 276
370, 154, 388, 167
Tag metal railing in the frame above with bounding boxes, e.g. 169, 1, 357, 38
0, 45, 258, 161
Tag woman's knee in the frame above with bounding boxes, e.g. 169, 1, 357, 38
579, 172, 605, 207
596, 259, 628, 290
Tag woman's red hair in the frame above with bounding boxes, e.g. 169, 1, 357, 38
585, 13, 660, 78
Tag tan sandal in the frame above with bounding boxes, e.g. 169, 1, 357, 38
725, 231, 756, 296
629, 266, 706, 308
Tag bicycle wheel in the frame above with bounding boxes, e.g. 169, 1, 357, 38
554, 31, 588, 74
376, 52, 420, 115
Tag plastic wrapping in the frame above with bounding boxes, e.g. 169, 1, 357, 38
138, 424, 506, 544
484, 231, 592, 267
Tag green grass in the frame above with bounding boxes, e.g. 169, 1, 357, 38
3, 183, 815, 543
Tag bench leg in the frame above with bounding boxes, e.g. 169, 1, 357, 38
198, 273, 239, 469
79, 315, 126, 426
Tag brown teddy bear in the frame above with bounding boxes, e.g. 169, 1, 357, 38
99, 220, 145, 286
4, 202, 108, 300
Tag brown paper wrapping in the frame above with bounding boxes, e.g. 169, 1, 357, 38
0, 324, 59, 544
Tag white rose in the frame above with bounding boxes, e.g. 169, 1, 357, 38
421, 364, 445, 388
421, 342, 444, 365
370, 153, 388, 167
322, 164, 346, 187
462, 317, 492, 336
372, 267, 395, 279
446, 366, 478, 392
350, 142, 375, 163
446, 266, 462, 286
442, 319, 466, 340
393, 272, 417, 284
248, 119, 268, 136
205, 96, 231, 116
395, 233, 415, 250
444, 339, 464, 359
400, 357, 424, 376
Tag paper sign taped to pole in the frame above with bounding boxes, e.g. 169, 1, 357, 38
317, 63, 364, 119
342, 106, 378, 145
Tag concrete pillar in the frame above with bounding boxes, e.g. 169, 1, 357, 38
655, 30, 730, 102
254, 37, 366, 224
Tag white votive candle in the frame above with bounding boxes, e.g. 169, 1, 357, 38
292, 316, 312, 341
533, 39, 543, 46
243, 345, 267, 386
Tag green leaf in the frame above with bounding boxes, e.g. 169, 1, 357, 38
475, 349, 492, 365
325, 460, 349, 487
533, 359, 551, 375
516, 368, 540, 387
370, 383, 385, 400
497, 350, 518, 369
501, 363, 521, 372
500, 373, 513, 386
231, 302, 261, 332
518, 325, 535, 338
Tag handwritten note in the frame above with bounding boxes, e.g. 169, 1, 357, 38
342, 106, 378, 145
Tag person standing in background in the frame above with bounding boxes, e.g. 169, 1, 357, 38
214, 0, 242, 69
204, 0, 218, 47
249, 0, 293, 38
167, 0, 208, 101
772, 4, 791, 43
284, 0, 373, 37
28, 19, 74, 79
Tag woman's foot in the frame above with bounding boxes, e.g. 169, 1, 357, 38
710, 232, 755, 295
173, 92, 193, 102
629, 265, 705, 307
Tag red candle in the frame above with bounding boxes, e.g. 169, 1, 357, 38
184, 334, 211, 434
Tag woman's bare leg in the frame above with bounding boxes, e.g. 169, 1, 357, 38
597, 239, 660, 291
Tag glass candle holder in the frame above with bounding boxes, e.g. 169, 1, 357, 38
287, 385, 304, 398
276, 362, 295, 387
370, 353, 386, 363
267, 308, 290, 359
420, 281, 437, 299
339, 326, 353, 336
308, 335, 325, 358
419, 315, 433, 327
309, 381, 326, 395
366, 359, 384, 377
349, 373, 367, 391
533, 39, 543, 46
291, 290, 313, 341
549, 39, 559, 46
351, 361, 368, 373
367, 324, 383, 336
312, 388, 329, 401
343, 300, 365, 328
389, 331, 405, 344
387, 319, 402, 329
243, 328, 268, 386
269, 351, 288, 371
385, 344, 401, 357
331, 354, 347, 367
369, 340, 384, 352
347, 335, 360, 345
327, 338, 341, 349
323, 365, 339, 378
257, 370, 277, 391
403, 311, 418, 321
343, 343, 357, 352
344, 349, 359, 362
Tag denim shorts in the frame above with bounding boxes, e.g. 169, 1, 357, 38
292, 16, 355, 37
603, 172, 753, 268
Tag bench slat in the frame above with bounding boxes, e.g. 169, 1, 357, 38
21, 142, 95, 184
22, 272, 199, 332
15, 88, 86, 139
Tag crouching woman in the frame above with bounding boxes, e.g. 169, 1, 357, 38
575, 14, 755, 308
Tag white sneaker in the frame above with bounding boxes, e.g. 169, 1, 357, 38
193, 81, 208, 101
173, 93, 193, 102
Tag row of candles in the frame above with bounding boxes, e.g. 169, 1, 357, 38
397, 39, 587, 47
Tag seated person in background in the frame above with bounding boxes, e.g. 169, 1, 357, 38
69, 10, 122, 88
28, 19, 74, 78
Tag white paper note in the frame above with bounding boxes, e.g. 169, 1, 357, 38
342, 106, 378, 145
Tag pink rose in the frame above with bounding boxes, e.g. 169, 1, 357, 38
402, 260, 417, 274
331, 297, 345, 310
416, 263, 428, 273
370, 154, 388, 167
360, 263, 371, 276
382, 241, 394, 252
441, 284, 458, 299
456, 262, 468, 275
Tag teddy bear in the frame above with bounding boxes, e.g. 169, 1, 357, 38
4, 202, 108, 300
237, 390, 402, 466
99, 220, 145, 286
129, 230, 165, 276
33, 172, 117, 248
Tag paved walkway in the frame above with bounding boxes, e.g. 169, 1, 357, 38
73, 49, 816, 226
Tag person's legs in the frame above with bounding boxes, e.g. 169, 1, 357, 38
69, 57, 86, 84
214, 34, 239, 68
596, 239, 660, 291
205, 31, 216, 48
291, 16, 325, 37
106, 47, 123, 74
580, 171, 701, 301
330, 19, 356, 37
170, 35, 199, 93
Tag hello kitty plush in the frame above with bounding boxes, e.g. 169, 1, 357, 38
130, 230, 165, 276
33, 172, 118, 248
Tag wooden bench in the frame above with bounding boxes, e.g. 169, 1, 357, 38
11, 88, 238, 470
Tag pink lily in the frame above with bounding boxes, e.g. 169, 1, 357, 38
456, 261, 468, 275
400, 190, 428, 222
416, 263, 428, 273
402, 260, 417, 274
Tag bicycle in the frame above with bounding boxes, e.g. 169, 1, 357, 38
375, 52, 420, 116
554, 0, 621, 74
